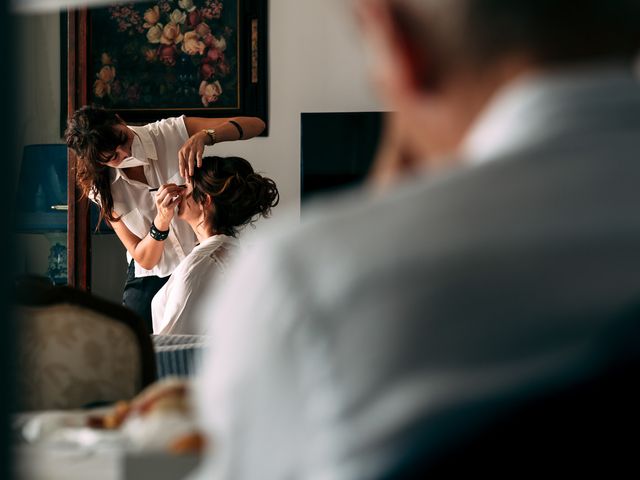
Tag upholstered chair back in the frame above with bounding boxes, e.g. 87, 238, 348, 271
14, 279, 156, 411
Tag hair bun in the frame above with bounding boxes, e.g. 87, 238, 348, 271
191, 156, 280, 236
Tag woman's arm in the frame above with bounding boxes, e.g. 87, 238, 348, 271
110, 184, 184, 270
179, 116, 266, 177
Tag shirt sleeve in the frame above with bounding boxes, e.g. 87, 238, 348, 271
151, 115, 190, 181
191, 242, 311, 480
168, 115, 189, 143
156, 249, 236, 335
152, 115, 189, 145
155, 263, 206, 335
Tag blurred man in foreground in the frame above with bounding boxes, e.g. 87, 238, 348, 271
191, 1, 640, 478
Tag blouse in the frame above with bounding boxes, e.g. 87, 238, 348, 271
152, 234, 239, 335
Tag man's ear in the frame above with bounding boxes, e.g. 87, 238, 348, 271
357, 0, 438, 102
388, 1, 439, 92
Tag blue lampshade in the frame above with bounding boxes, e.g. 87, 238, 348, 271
15, 144, 68, 232
15, 144, 112, 233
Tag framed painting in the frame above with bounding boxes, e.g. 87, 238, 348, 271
65, 0, 267, 290
75, 0, 267, 128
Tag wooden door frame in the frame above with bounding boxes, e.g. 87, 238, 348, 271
67, 9, 91, 290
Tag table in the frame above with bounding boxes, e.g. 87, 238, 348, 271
14, 446, 201, 480
12, 409, 202, 480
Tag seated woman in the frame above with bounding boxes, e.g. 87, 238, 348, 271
151, 156, 279, 335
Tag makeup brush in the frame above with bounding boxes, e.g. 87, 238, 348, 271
148, 185, 187, 192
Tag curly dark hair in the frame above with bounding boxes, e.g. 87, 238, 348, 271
191, 156, 279, 237
64, 106, 127, 224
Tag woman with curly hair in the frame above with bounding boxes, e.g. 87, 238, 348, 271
152, 155, 279, 335
65, 106, 265, 330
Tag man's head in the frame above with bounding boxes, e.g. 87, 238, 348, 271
358, 0, 640, 168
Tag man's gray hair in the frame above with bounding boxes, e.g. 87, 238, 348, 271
398, 0, 640, 66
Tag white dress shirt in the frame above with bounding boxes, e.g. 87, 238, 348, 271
91, 116, 198, 278
461, 62, 640, 164
190, 64, 640, 480
152, 234, 239, 335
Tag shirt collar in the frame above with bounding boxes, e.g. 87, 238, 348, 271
460, 62, 640, 166
193, 234, 238, 253
111, 126, 157, 184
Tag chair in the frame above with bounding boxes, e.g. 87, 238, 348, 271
13, 277, 157, 411
152, 334, 209, 378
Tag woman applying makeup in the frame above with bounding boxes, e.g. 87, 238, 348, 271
65, 106, 265, 330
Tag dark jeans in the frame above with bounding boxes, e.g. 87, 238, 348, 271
122, 260, 170, 334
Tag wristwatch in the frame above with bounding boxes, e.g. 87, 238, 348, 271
203, 128, 216, 145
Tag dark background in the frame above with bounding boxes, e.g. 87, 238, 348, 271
2, 0, 16, 476
301, 111, 384, 202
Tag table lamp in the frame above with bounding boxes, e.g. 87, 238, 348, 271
15, 144, 111, 285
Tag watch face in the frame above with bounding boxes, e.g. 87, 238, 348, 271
205, 129, 216, 143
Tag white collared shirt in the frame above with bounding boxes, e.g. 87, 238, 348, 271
190, 65, 640, 480
152, 234, 239, 335
92, 116, 198, 278
460, 63, 639, 165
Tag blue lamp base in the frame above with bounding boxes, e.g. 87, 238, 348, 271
44, 232, 67, 285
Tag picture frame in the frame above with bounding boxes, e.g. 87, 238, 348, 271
71, 0, 268, 129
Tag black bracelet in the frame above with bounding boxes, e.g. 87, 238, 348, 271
150, 221, 170, 241
229, 120, 244, 139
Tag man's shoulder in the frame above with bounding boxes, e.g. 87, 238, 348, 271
284, 163, 506, 257
268, 137, 640, 281
255, 178, 446, 289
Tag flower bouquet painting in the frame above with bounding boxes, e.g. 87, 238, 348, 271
84, 0, 266, 122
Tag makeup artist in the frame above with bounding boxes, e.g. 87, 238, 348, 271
65, 106, 265, 330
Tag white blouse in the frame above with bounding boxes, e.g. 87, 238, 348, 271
91, 116, 198, 278
152, 234, 239, 335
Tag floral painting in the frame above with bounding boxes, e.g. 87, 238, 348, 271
89, 0, 239, 111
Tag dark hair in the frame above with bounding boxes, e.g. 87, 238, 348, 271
191, 156, 280, 237
402, 0, 640, 68
64, 106, 127, 223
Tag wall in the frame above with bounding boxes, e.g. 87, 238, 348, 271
16, 12, 62, 147
15, 0, 381, 302
210, 0, 380, 217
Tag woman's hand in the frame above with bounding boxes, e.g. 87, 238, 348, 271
179, 117, 266, 179
179, 130, 211, 179
154, 184, 184, 230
